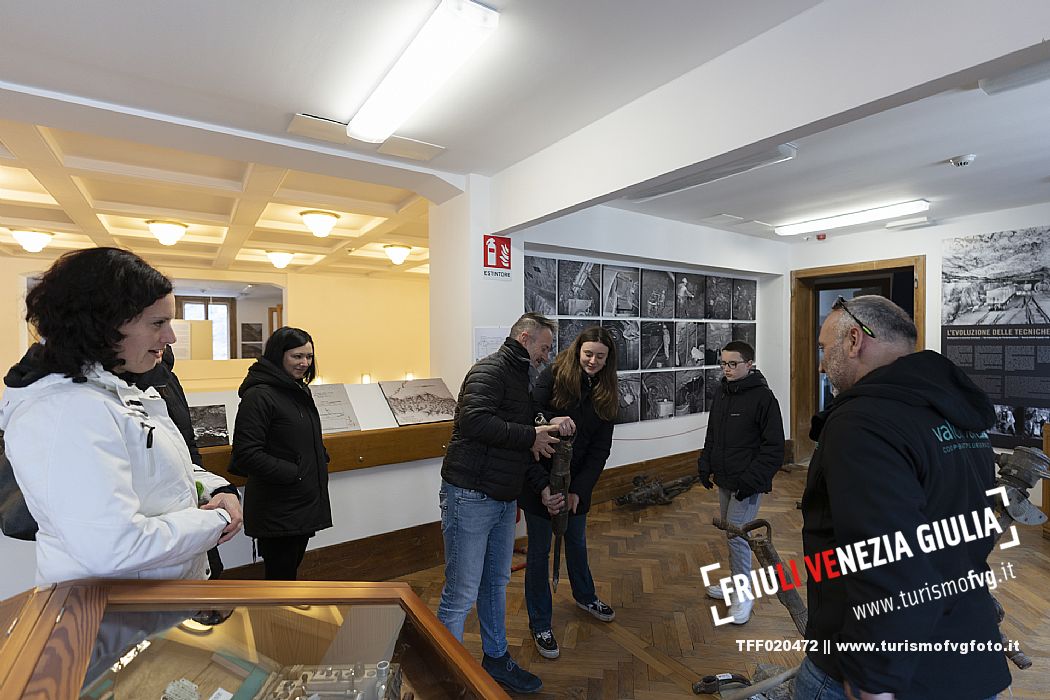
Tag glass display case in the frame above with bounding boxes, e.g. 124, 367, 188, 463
0, 580, 508, 700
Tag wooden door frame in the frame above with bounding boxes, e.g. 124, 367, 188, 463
790, 256, 926, 461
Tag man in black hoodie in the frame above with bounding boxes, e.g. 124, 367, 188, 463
798, 295, 1010, 700
697, 340, 784, 624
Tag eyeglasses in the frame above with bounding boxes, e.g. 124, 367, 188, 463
719, 360, 749, 369
833, 296, 876, 338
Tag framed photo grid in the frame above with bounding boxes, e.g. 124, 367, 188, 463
524, 255, 758, 424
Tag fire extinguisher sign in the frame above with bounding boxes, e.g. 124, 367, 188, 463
482, 234, 512, 280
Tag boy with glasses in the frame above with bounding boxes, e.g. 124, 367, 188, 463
697, 340, 784, 624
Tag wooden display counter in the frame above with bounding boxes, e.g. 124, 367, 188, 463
0, 579, 508, 700
200, 422, 454, 486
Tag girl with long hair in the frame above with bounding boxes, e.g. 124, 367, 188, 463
519, 325, 619, 660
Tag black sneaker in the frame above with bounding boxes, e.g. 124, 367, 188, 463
576, 598, 616, 622
482, 652, 543, 694
532, 629, 560, 659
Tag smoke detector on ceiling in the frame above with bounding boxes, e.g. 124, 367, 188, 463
948, 154, 976, 167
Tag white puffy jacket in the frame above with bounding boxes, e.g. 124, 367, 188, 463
0, 364, 230, 584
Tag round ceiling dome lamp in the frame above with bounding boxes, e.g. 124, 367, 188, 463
266, 251, 295, 269
300, 210, 340, 238
384, 244, 412, 265
10, 229, 54, 253
146, 220, 188, 246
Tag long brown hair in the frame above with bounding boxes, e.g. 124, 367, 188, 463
550, 326, 618, 421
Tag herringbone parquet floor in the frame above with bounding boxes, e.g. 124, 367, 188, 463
395, 467, 1050, 699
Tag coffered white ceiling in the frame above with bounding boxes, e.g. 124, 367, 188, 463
0, 122, 429, 274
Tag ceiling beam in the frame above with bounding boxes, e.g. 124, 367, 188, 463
212, 163, 288, 269
0, 122, 117, 247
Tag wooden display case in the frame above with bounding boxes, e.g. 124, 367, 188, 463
0, 580, 508, 700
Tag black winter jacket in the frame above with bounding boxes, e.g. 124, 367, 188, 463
229, 358, 332, 538
802, 350, 1010, 699
441, 338, 538, 501
520, 365, 614, 518
697, 369, 784, 492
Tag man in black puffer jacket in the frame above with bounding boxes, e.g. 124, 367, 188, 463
697, 340, 784, 624
797, 295, 1010, 700
437, 313, 571, 695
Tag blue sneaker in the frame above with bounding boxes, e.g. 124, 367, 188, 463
482, 652, 543, 693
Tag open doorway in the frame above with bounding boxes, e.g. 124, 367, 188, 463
790, 256, 926, 461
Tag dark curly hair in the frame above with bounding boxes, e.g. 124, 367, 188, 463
25, 248, 173, 377
262, 326, 318, 384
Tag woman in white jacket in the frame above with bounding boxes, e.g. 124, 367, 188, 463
0, 248, 242, 584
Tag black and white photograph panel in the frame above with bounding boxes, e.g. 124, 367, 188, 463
704, 368, 723, 413
379, 378, 457, 427
557, 260, 602, 316
615, 374, 641, 424
706, 276, 733, 319
524, 255, 557, 316
675, 370, 704, 416
640, 321, 675, 369
641, 371, 676, 421
732, 322, 757, 349
942, 226, 1050, 325
675, 273, 706, 319
188, 404, 230, 447
602, 320, 641, 371
558, 318, 601, 355
675, 321, 704, 367
602, 265, 640, 317
732, 278, 757, 321
1023, 406, 1050, 439
991, 404, 1020, 437
641, 268, 676, 318
705, 322, 733, 365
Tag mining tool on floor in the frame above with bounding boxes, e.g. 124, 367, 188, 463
615, 473, 700, 507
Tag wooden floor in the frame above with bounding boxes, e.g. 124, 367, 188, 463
394, 467, 1050, 699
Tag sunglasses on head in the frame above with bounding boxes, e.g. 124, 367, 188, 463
833, 296, 876, 338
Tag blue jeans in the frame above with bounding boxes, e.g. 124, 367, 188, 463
793, 657, 997, 700
436, 480, 517, 658
523, 511, 596, 632
718, 487, 761, 578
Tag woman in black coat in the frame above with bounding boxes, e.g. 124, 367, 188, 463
230, 327, 331, 580
520, 326, 618, 660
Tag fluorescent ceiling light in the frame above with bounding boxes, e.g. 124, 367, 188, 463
346, 0, 499, 143
774, 200, 929, 236
979, 57, 1050, 95
384, 244, 412, 265
146, 220, 187, 246
300, 210, 339, 237
10, 229, 53, 253
626, 144, 797, 203
266, 251, 295, 269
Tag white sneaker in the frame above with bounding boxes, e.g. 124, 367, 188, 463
706, 585, 724, 600
729, 597, 753, 625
